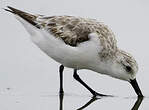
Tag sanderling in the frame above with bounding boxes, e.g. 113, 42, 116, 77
4, 6, 143, 97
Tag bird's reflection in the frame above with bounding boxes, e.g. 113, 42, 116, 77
77, 96, 99, 110
59, 94, 64, 110
59, 94, 144, 110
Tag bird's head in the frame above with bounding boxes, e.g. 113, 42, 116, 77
109, 50, 143, 97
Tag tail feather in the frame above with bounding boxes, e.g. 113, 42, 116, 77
5, 6, 40, 29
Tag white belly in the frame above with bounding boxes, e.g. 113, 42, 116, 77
31, 30, 102, 69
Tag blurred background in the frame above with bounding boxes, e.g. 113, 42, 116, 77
0, 0, 149, 109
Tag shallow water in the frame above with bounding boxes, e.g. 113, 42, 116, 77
0, 92, 148, 110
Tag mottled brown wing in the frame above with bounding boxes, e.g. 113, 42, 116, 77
39, 15, 118, 59
40, 16, 97, 46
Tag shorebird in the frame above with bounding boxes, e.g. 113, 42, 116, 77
4, 6, 143, 97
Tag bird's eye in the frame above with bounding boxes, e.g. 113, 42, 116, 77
126, 66, 132, 72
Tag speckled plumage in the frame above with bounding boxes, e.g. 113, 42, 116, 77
37, 16, 118, 60
5, 7, 118, 60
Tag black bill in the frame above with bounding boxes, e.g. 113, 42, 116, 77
130, 78, 143, 97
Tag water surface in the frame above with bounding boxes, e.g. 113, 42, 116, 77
0, 92, 148, 110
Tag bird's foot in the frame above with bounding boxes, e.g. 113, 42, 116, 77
92, 91, 111, 97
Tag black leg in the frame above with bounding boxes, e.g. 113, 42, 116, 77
59, 65, 64, 94
73, 69, 107, 97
